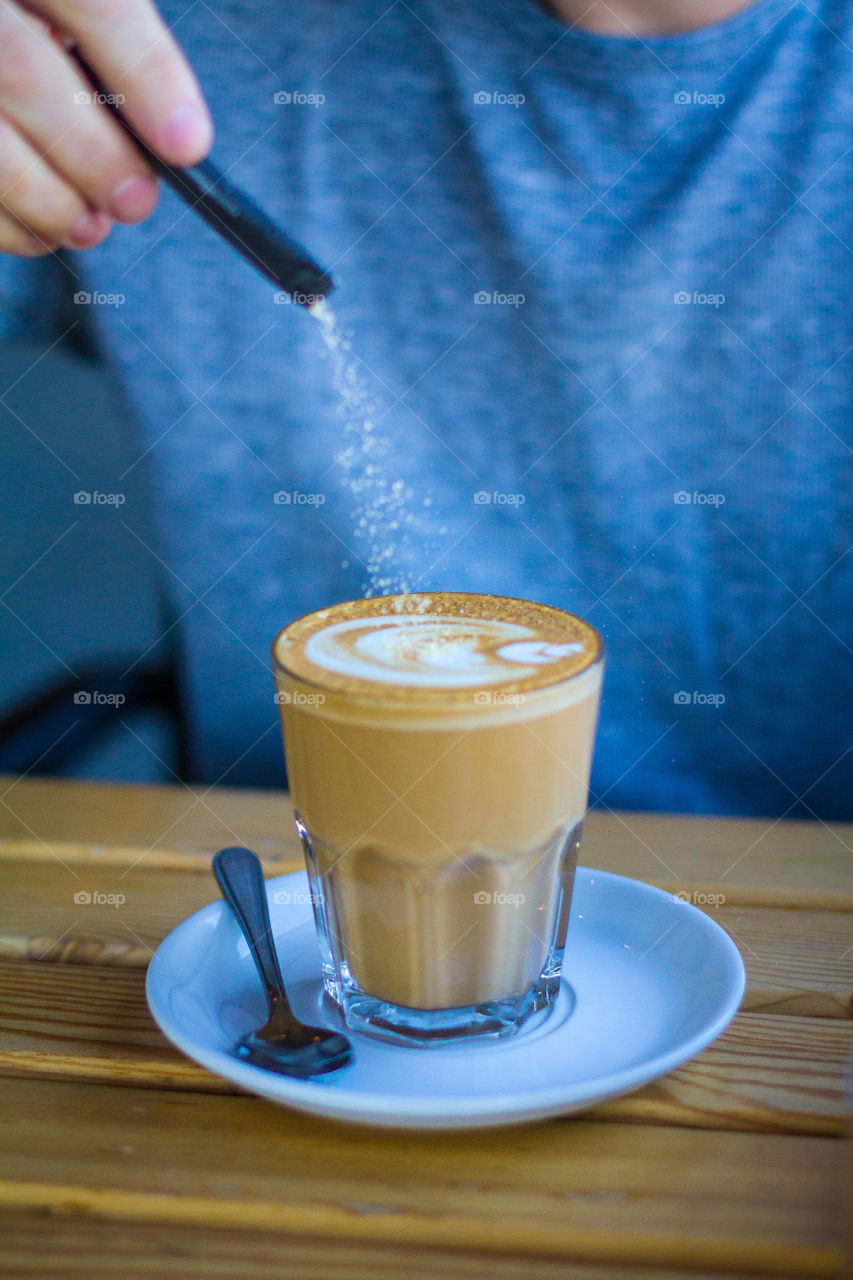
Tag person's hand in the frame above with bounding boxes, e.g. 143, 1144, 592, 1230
0, 0, 213, 256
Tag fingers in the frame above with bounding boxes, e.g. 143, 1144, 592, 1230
30, 0, 213, 165
0, 0, 213, 255
0, 207, 54, 255
0, 108, 113, 254
0, 196, 110, 255
0, 4, 160, 224
0, 208, 110, 256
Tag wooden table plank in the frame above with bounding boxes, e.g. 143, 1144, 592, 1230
0, 1213, 800, 1280
2, 777, 851, 905
0, 845, 271, 965
0, 959, 848, 1135
0, 1078, 843, 1276
0, 781, 848, 1278
711, 904, 853, 1020
0, 846, 851, 1016
0, 776, 296, 863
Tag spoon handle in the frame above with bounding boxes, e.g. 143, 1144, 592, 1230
212, 847, 292, 1017
71, 51, 334, 305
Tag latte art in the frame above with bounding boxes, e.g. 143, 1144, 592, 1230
303, 615, 582, 687
275, 592, 601, 702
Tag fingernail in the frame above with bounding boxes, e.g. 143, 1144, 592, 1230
159, 104, 213, 162
110, 174, 159, 222
66, 210, 112, 248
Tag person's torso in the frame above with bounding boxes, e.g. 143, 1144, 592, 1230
40, 0, 853, 813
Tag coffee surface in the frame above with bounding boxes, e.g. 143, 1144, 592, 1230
275, 593, 601, 699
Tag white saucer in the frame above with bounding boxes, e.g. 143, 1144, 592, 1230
146, 867, 745, 1130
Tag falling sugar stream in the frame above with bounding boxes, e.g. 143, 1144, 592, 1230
310, 299, 425, 598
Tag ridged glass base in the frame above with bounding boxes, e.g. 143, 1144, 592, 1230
295, 813, 583, 1046
329, 965, 561, 1046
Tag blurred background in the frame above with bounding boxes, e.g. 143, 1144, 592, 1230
0, 332, 181, 783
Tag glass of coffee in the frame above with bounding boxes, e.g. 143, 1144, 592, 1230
273, 593, 603, 1045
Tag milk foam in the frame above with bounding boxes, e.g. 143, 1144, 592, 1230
303, 614, 586, 688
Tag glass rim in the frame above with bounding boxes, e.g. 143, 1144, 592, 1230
271, 592, 604, 707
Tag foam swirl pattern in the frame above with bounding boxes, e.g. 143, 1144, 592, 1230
274, 593, 602, 702
304, 615, 585, 688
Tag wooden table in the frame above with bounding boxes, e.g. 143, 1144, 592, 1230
0, 776, 850, 1279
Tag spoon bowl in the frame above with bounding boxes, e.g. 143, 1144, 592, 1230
235, 1004, 353, 1078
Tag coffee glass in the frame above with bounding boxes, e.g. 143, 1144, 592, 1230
273, 593, 603, 1045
